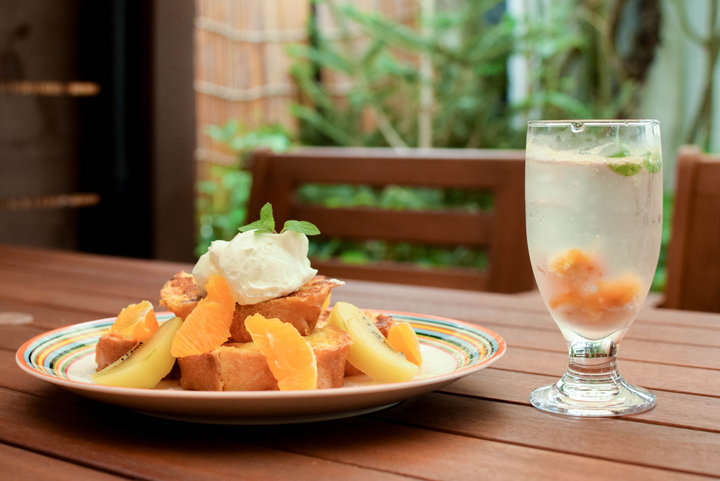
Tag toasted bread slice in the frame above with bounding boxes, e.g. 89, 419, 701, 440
95, 333, 138, 371
178, 342, 277, 391
159, 271, 200, 320
160, 272, 341, 342
178, 325, 351, 391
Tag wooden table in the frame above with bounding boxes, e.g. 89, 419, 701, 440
1, 245, 719, 480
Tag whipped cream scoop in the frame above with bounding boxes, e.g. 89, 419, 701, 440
192, 229, 317, 305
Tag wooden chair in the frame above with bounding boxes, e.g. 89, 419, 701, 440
248, 147, 535, 293
664, 145, 720, 312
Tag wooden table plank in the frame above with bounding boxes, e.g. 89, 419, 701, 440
0, 298, 99, 329
476, 323, 720, 370
375, 393, 720, 478
494, 345, 720, 397
2, 246, 720, 481
0, 389, 411, 481
445, 368, 720, 433
0, 443, 132, 481
0, 387, 711, 481
254, 417, 711, 481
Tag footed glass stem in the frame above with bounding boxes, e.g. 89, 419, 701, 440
530, 339, 656, 417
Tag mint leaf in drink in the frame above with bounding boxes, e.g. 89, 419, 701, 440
609, 163, 642, 176
642, 151, 662, 173
607, 147, 631, 158
238, 202, 320, 235
601, 144, 641, 175
281, 220, 320, 235
605, 145, 640, 176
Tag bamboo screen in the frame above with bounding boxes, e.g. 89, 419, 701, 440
194, 0, 309, 170
193, 0, 418, 173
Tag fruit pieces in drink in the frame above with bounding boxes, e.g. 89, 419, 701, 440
546, 248, 641, 323
549, 249, 603, 293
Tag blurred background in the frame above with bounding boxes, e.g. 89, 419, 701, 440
1, 0, 718, 292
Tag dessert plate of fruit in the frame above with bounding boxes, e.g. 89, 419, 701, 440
17, 307, 505, 424
16, 205, 506, 424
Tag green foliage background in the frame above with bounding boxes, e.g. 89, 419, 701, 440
198, 0, 669, 289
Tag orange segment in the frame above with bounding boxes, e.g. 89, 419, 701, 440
170, 274, 235, 357
593, 274, 641, 309
549, 248, 602, 291
546, 248, 643, 320
110, 300, 159, 342
387, 322, 422, 366
245, 314, 317, 391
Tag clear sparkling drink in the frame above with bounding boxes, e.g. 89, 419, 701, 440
525, 119, 662, 417
526, 145, 663, 341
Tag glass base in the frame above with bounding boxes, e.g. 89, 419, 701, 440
530, 372, 656, 417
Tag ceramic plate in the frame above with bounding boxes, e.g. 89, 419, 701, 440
16, 311, 505, 424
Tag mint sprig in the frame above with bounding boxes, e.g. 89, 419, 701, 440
605, 146, 661, 176
239, 203, 320, 235
609, 163, 642, 176
642, 151, 662, 173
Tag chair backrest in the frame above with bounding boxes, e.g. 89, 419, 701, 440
248, 147, 535, 293
664, 145, 720, 312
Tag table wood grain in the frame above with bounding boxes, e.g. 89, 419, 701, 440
1, 245, 718, 480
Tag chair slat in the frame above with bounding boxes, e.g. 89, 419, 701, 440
664, 146, 720, 312
249, 147, 534, 293
292, 205, 492, 246
311, 259, 489, 291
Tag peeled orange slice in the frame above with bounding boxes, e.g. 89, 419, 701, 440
170, 274, 235, 357
245, 314, 317, 390
387, 322, 422, 366
110, 300, 159, 342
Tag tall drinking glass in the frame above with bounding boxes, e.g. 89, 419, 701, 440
525, 120, 662, 416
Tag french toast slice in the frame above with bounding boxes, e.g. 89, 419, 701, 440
95, 334, 138, 370
159, 272, 341, 342
159, 271, 200, 320
178, 324, 352, 391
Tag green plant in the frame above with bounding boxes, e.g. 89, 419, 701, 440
196, 123, 293, 256
205, 120, 293, 167
289, 0, 659, 148
290, 0, 521, 148
518, 0, 661, 120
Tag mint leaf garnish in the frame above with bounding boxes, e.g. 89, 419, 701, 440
238, 219, 265, 232
259, 202, 275, 232
642, 152, 662, 173
238, 202, 275, 232
281, 220, 320, 235
609, 163, 642, 176
238, 202, 320, 235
